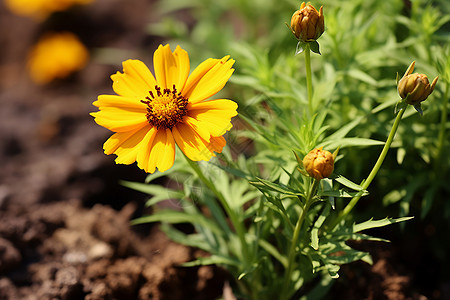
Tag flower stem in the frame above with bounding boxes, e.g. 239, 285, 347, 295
280, 178, 320, 300
184, 156, 250, 266
329, 106, 407, 229
304, 43, 313, 116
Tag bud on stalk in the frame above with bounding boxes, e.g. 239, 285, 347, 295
302, 147, 334, 180
290, 2, 324, 42
397, 61, 438, 113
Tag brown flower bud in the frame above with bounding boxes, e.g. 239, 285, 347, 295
290, 2, 324, 42
397, 61, 438, 106
303, 147, 334, 180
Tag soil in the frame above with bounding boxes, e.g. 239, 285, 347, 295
0, 1, 448, 299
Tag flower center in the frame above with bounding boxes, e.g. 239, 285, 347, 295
141, 85, 189, 130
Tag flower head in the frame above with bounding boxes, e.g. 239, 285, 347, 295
91, 44, 238, 173
397, 61, 438, 106
27, 32, 89, 84
290, 2, 324, 42
302, 147, 334, 180
5, 0, 93, 19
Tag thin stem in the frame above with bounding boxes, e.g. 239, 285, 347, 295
304, 44, 313, 116
184, 157, 250, 267
434, 82, 449, 173
280, 179, 320, 300
329, 106, 407, 229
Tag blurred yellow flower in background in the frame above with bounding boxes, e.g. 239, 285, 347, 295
5, 0, 93, 19
27, 32, 89, 84
91, 44, 238, 173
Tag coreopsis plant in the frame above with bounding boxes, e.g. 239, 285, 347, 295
92, 2, 443, 299
27, 32, 89, 84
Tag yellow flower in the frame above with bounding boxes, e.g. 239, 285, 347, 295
290, 2, 324, 42
397, 61, 438, 106
5, 0, 93, 19
91, 44, 238, 173
27, 32, 89, 84
302, 147, 334, 180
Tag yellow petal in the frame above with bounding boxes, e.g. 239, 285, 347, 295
182, 58, 217, 95
208, 135, 226, 153
189, 98, 238, 111
93, 94, 147, 110
188, 99, 238, 136
91, 107, 148, 132
103, 125, 151, 165
173, 45, 190, 91
136, 127, 158, 172
111, 59, 156, 98
153, 45, 175, 89
172, 123, 214, 161
153, 44, 190, 91
183, 116, 211, 142
183, 56, 235, 103
146, 129, 176, 173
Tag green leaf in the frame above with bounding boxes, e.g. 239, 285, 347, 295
334, 175, 366, 192
346, 69, 378, 86
311, 205, 330, 250
299, 273, 334, 300
353, 217, 414, 233
181, 255, 240, 267
324, 116, 364, 141
414, 103, 423, 115
162, 225, 218, 254
145, 191, 185, 207
258, 239, 288, 268
383, 189, 407, 206
309, 41, 321, 55
318, 189, 369, 198
121, 181, 171, 196
121, 181, 185, 206
131, 210, 224, 236
250, 177, 304, 197
322, 137, 384, 149
295, 41, 306, 55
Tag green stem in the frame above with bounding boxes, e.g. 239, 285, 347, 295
280, 179, 320, 300
434, 82, 449, 173
304, 44, 313, 116
184, 157, 250, 267
330, 106, 407, 229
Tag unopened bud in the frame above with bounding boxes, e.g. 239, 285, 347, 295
303, 147, 334, 180
397, 61, 438, 106
290, 2, 324, 42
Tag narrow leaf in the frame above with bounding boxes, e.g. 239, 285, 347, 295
353, 217, 414, 233
181, 255, 239, 267
334, 175, 366, 191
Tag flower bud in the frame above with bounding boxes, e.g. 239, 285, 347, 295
290, 2, 324, 42
303, 147, 334, 180
397, 61, 438, 106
